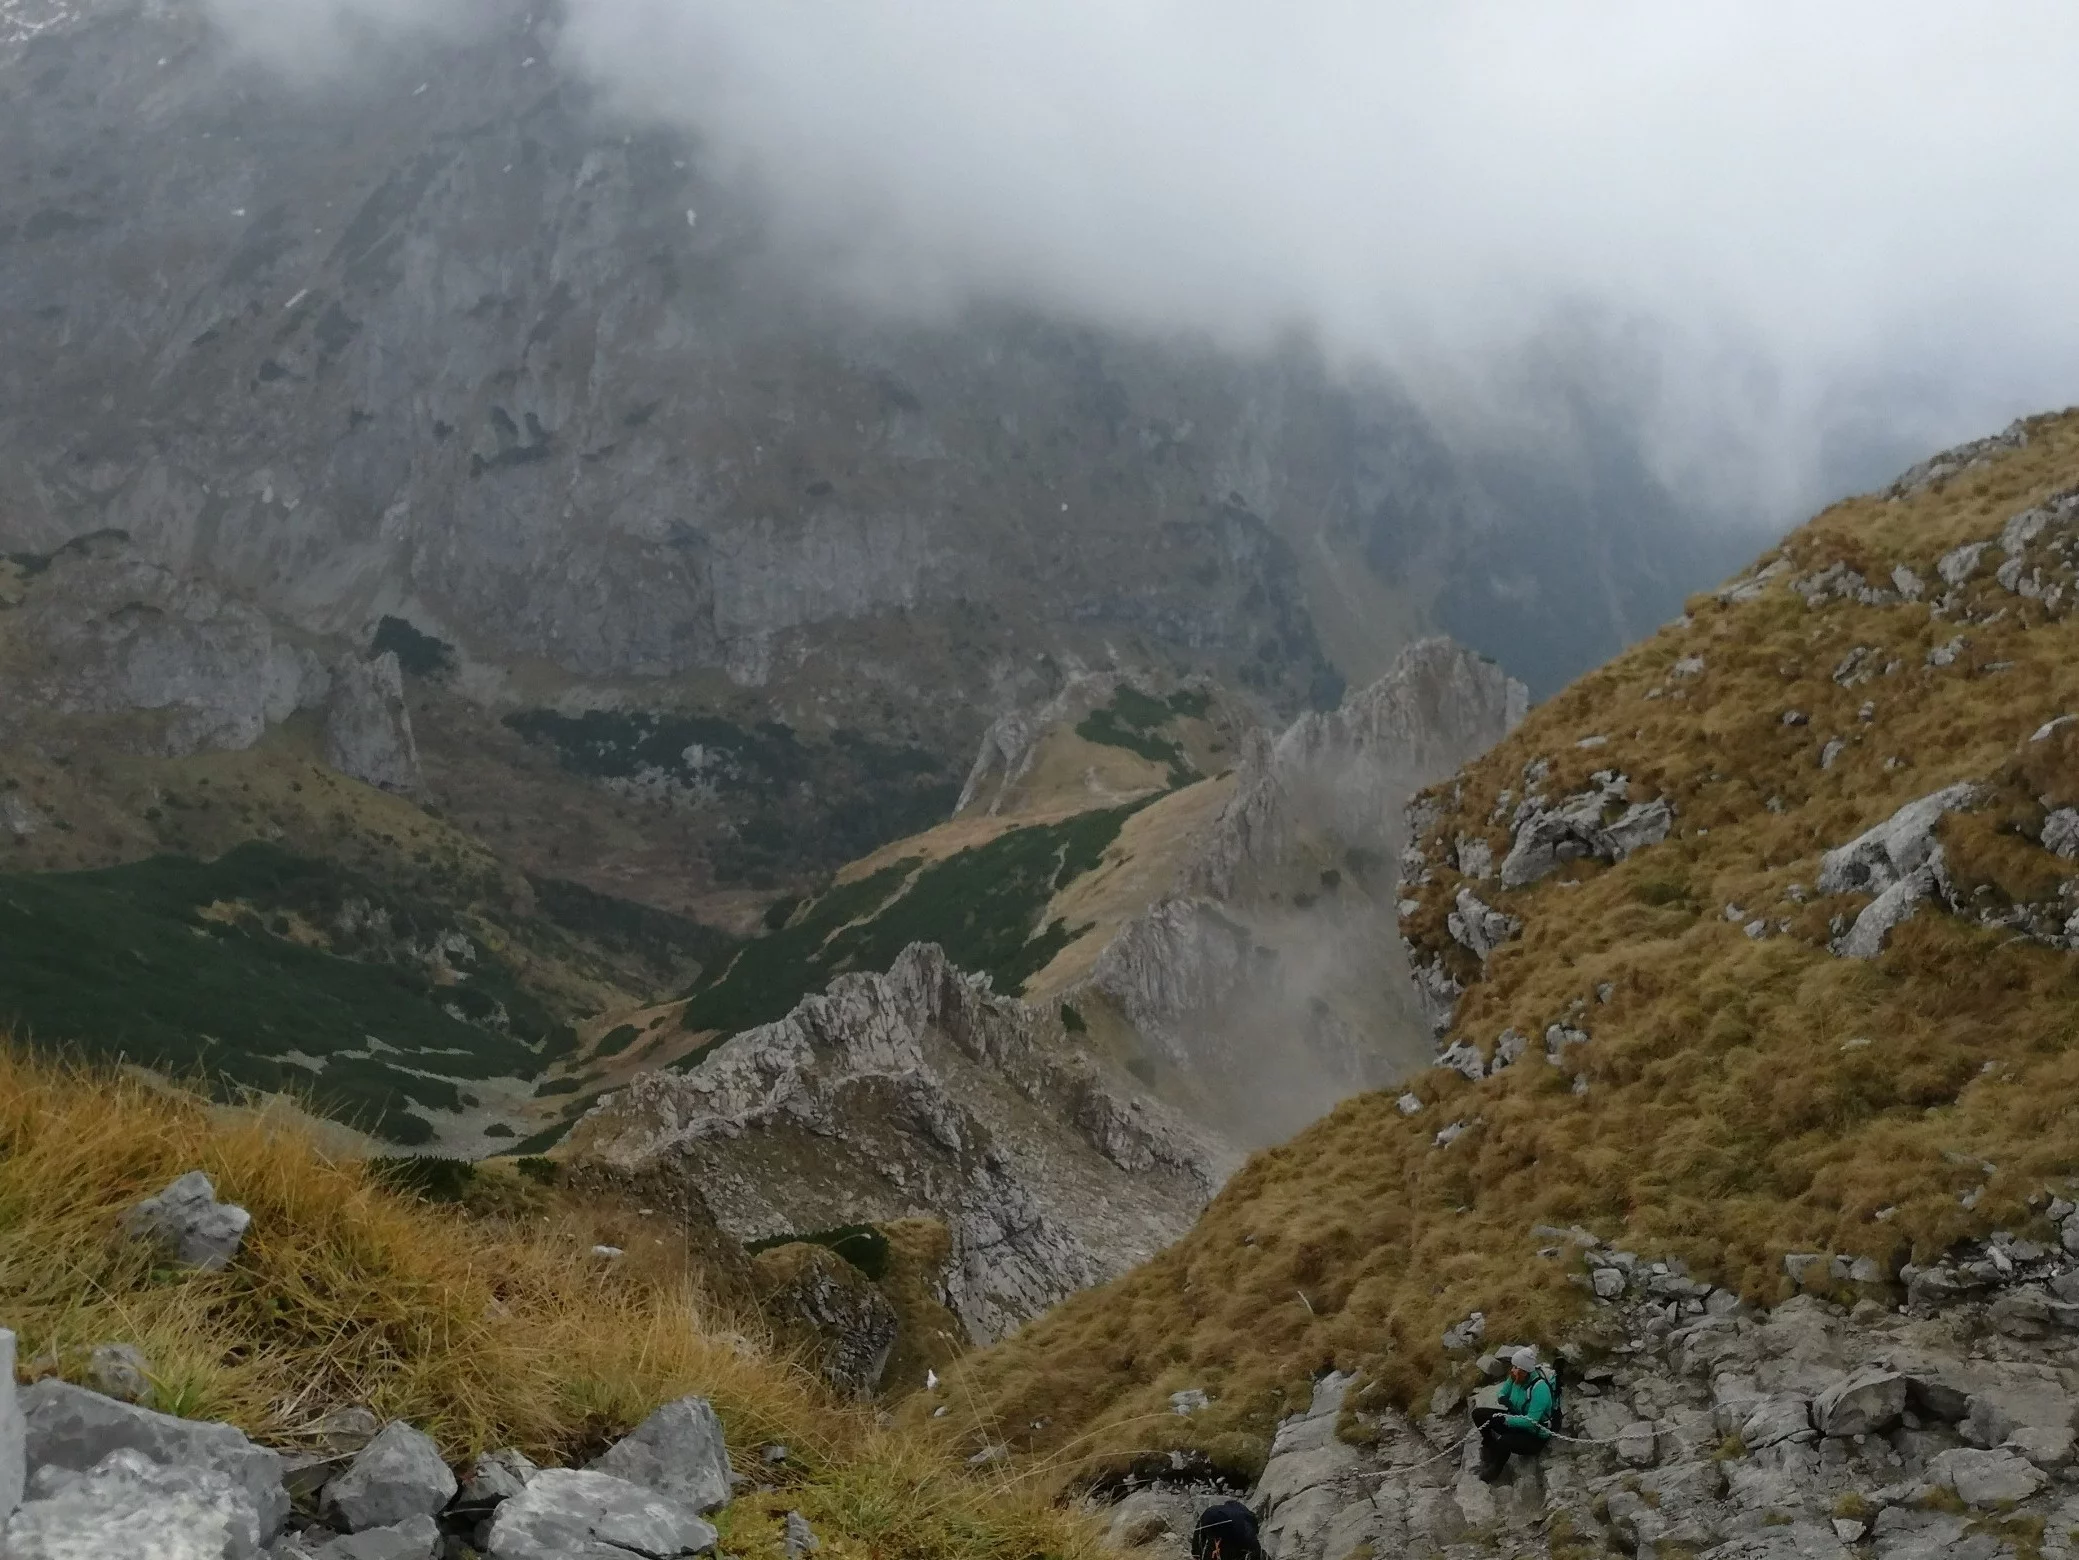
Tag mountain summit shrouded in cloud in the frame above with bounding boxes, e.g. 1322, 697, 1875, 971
197, 0, 2079, 522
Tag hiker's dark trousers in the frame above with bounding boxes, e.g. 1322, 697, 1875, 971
1472, 1408, 1546, 1479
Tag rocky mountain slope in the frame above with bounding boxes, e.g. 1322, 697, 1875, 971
553, 642, 1520, 1341
0, 0, 1738, 919
1103, 1269, 2079, 1560
930, 412, 2079, 1543
1063, 638, 1526, 1140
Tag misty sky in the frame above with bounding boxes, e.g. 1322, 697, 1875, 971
206, 0, 2079, 519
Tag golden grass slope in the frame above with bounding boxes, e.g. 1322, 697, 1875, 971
0, 1048, 1094, 1560
928, 411, 2079, 1487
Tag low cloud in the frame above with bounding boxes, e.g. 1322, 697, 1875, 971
205, 0, 2079, 518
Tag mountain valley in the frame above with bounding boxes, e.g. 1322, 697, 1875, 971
2, 6, 2074, 1560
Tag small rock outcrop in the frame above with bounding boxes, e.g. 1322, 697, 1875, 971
120, 1171, 251, 1272
322, 653, 421, 794
752, 1244, 902, 1399
585, 1397, 733, 1516
1808, 778, 2079, 957
1496, 776, 1673, 890
1885, 421, 2029, 498
484, 1468, 719, 1560
1817, 781, 1982, 958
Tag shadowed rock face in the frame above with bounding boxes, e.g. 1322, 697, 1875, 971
752, 1244, 901, 1400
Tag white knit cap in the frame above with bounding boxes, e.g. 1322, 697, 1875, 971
1511, 1346, 1538, 1371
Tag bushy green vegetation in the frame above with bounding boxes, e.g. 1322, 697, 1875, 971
369, 615, 457, 680
1074, 688, 1199, 787
681, 802, 1146, 1043
593, 1024, 643, 1060
527, 873, 736, 983
503, 710, 958, 885
748, 1224, 892, 1282
679, 861, 921, 1037
0, 843, 571, 1143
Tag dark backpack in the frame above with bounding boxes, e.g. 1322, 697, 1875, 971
1192, 1500, 1264, 1560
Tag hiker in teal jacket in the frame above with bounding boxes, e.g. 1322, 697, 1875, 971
1475, 1347, 1555, 1482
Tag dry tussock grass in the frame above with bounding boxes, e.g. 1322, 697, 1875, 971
0, 1049, 1095, 1560
934, 410, 2079, 1488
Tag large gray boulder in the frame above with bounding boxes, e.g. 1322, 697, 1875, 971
120, 1171, 252, 1271
587, 1397, 732, 1515
1, 1329, 23, 1528
322, 653, 421, 794
1811, 1367, 1906, 1437
308, 1514, 441, 1560
1818, 783, 1982, 957
1498, 779, 1673, 890
5, 1446, 264, 1559
19, 1378, 286, 1536
320, 1423, 455, 1533
484, 1468, 719, 1560
1926, 1447, 2048, 1507
1818, 784, 1978, 898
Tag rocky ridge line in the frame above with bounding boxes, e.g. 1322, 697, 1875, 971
571, 943, 1234, 1343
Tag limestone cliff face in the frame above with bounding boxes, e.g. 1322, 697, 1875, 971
1184, 637, 1530, 902
571, 944, 1233, 1342
0, 0, 1741, 919
0, 0, 1722, 745
1077, 639, 1527, 1141
0, 534, 329, 758
0, 0, 1346, 724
